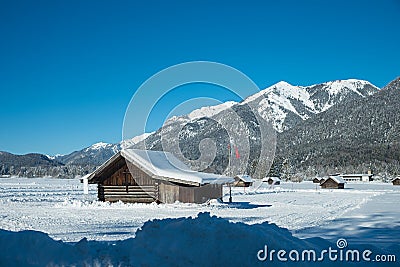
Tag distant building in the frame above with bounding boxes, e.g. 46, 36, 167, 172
264, 177, 281, 185
233, 175, 253, 187
87, 149, 233, 204
392, 177, 400, 186
320, 176, 346, 189
340, 173, 374, 182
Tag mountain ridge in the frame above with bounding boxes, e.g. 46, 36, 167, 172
274, 77, 400, 178
2, 78, 396, 179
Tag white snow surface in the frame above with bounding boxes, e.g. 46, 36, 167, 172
87, 142, 112, 150
235, 174, 253, 183
187, 101, 237, 120
1, 178, 399, 266
0, 178, 398, 243
164, 101, 237, 127
322, 79, 373, 96
45, 154, 63, 160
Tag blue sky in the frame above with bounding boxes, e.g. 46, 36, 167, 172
0, 0, 399, 155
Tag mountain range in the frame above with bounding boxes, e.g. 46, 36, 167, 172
1, 78, 399, 179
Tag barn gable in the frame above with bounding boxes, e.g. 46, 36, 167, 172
233, 175, 253, 187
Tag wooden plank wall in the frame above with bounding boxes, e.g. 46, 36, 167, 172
99, 161, 157, 203
158, 182, 180, 204
178, 186, 194, 203
193, 184, 222, 203
321, 179, 342, 189
98, 185, 156, 203
127, 162, 156, 186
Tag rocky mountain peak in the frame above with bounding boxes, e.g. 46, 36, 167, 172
382, 77, 400, 91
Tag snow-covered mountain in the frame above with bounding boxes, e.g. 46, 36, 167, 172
52, 78, 380, 166
135, 78, 381, 177
56, 133, 154, 166
245, 79, 378, 132
121, 132, 154, 149
276, 77, 400, 176
164, 101, 237, 126
1, 78, 386, 178
160, 79, 378, 133
188, 101, 237, 120
56, 142, 121, 166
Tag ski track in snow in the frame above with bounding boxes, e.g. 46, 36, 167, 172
0, 178, 397, 242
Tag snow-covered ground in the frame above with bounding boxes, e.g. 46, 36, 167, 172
0, 178, 398, 245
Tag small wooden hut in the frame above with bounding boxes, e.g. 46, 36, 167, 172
267, 177, 281, 185
87, 149, 233, 204
233, 175, 253, 187
312, 177, 321, 183
392, 177, 400, 186
320, 176, 346, 189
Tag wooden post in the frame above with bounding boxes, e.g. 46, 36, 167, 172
229, 184, 232, 203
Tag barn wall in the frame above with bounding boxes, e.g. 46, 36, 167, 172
102, 163, 135, 186
159, 183, 223, 204
321, 179, 344, 189
127, 162, 156, 186
159, 182, 180, 204
179, 186, 195, 203
193, 184, 222, 203
393, 179, 400, 185
101, 161, 156, 186
322, 179, 335, 189
100, 161, 157, 203
234, 181, 252, 187
98, 185, 157, 203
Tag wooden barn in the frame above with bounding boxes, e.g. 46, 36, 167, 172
313, 177, 321, 183
320, 176, 346, 189
392, 177, 400, 186
233, 175, 253, 187
87, 149, 234, 204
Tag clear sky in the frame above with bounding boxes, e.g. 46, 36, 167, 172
0, 0, 399, 155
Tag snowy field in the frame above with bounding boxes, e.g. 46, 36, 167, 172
1, 177, 399, 246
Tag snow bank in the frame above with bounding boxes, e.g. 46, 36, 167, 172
1, 212, 396, 267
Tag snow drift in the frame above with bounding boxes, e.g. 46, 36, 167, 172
0, 212, 397, 267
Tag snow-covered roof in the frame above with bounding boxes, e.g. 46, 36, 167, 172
262, 177, 280, 182
234, 175, 253, 183
326, 176, 346, 184
340, 174, 373, 177
89, 149, 233, 186
269, 177, 281, 181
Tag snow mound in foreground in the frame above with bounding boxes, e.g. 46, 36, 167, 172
0, 212, 397, 267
